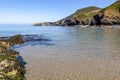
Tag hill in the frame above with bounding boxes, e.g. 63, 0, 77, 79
93, 0, 120, 25
34, 1, 120, 26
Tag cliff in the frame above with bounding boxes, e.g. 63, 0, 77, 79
34, 1, 120, 26
93, 0, 120, 25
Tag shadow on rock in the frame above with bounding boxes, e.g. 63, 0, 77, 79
17, 55, 27, 78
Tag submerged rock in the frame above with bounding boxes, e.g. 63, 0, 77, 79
9, 35, 25, 45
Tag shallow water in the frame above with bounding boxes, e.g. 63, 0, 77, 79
0, 24, 120, 80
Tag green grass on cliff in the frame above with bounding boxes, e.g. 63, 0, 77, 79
76, 13, 97, 20
74, 1, 120, 20
74, 6, 100, 15
100, 1, 120, 13
70, 6, 101, 20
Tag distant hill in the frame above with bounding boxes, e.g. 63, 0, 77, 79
34, 1, 120, 26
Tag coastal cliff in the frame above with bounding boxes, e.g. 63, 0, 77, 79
34, 1, 120, 26
93, 1, 120, 25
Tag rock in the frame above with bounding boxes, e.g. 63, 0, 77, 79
33, 22, 56, 26
91, 13, 104, 25
0, 35, 26, 80
9, 34, 25, 45
0, 34, 46, 80
0, 59, 23, 80
91, 1, 120, 25
23, 35, 44, 41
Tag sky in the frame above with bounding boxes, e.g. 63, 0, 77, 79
0, 0, 116, 24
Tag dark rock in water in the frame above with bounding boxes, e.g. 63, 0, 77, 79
23, 35, 44, 41
0, 35, 40, 80
0, 34, 45, 47
0, 35, 25, 47
9, 35, 25, 45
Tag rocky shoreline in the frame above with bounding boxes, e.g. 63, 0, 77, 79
0, 35, 25, 80
0, 34, 44, 80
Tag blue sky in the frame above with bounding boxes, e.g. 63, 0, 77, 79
0, 0, 115, 24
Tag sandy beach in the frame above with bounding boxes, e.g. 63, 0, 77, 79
17, 44, 120, 80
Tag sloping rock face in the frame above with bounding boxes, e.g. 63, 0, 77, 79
93, 1, 120, 25
55, 17, 80, 26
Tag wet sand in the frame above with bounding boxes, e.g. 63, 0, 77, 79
17, 45, 120, 80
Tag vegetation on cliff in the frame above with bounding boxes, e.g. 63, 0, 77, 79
71, 6, 101, 20
95, 0, 120, 25
34, 1, 120, 26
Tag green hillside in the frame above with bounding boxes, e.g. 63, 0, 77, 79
73, 6, 100, 15
100, 1, 120, 13
71, 6, 101, 20
34, 0, 120, 26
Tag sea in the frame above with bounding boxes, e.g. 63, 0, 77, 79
0, 24, 120, 80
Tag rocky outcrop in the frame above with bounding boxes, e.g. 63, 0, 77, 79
92, 1, 120, 25
55, 17, 80, 26
0, 35, 25, 80
33, 22, 57, 26
0, 34, 45, 80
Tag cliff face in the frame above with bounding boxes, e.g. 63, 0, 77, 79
54, 6, 101, 26
34, 1, 120, 26
93, 1, 120, 25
